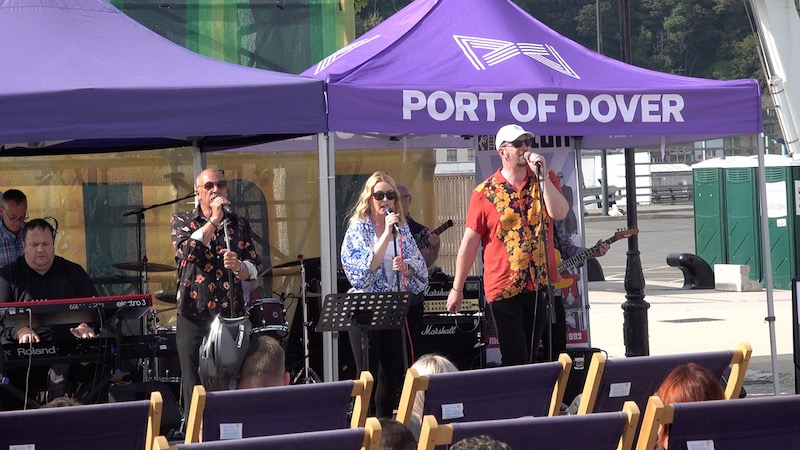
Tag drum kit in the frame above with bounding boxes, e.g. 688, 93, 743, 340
114, 254, 320, 386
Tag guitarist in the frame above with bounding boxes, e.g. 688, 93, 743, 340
397, 182, 441, 364
541, 219, 610, 362
397, 182, 441, 268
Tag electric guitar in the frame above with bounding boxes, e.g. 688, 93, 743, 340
415, 219, 454, 249
557, 227, 639, 274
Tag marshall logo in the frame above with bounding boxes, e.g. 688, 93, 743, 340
421, 324, 458, 336
424, 286, 450, 297
453, 35, 580, 79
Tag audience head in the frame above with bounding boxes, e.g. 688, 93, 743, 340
0, 189, 28, 234
42, 396, 82, 408
21, 218, 57, 274
411, 353, 459, 422
451, 435, 513, 450
237, 335, 290, 389
349, 171, 404, 225
378, 418, 415, 450
655, 363, 725, 450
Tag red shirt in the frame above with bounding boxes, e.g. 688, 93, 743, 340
466, 167, 562, 302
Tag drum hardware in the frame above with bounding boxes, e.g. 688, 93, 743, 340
247, 298, 289, 340
113, 261, 177, 273
154, 290, 178, 304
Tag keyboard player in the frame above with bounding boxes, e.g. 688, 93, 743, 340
0, 218, 98, 403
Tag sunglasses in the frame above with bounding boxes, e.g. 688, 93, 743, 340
503, 138, 533, 148
201, 180, 228, 191
372, 191, 397, 201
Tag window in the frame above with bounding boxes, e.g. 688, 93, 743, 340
446, 148, 457, 162
467, 148, 475, 162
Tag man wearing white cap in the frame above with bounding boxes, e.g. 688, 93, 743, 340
446, 124, 568, 366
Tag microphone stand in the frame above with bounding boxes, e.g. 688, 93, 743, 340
392, 225, 401, 292
222, 217, 237, 319
529, 170, 557, 364
122, 192, 195, 295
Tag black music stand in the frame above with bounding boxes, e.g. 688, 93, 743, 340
316, 292, 412, 373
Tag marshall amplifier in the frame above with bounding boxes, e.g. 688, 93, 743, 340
423, 276, 483, 314
412, 313, 485, 371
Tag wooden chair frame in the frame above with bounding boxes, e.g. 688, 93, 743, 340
418, 401, 640, 450
577, 342, 752, 415
396, 353, 571, 426
155, 416, 382, 450
184, 371, 373, 444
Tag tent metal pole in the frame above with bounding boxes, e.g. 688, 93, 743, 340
756, 133, 779, 394
318, 132, 338, 382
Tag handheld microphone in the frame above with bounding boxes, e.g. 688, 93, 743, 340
222, 204, 235, 217
384, 206, 400, 235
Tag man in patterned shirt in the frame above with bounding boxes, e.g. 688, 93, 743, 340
446, 124, 568, 366
0, 189, 28, 269
171, 168, 262, 411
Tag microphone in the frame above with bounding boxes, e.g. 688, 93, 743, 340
222, 204, 235, 217
384, 206, 400, 235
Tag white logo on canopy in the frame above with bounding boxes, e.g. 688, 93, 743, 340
314, 35, 383, 75
453, 35, 580, 79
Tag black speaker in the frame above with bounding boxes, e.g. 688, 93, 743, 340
412, 314, 484, 371
562, 347, 603, 410
109, 381, 182, 439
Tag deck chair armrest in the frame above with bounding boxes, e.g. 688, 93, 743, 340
396, 368, 429, 426
619, 401, 640, 450
153, 435, 171, 450
350, 371, 375, 428
184, 385, 207, 444
364, 416, 382, 450
634, 396, 674, 450
724, 341, 752, 400
146, 391, 164, 450
418, 415, 454, 450
577, 352, 606, 414
548, 353, 573, 416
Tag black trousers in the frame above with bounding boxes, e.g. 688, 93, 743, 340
348, 325, 407, 418
176, 314, 211, 413
488, 290, 549, 366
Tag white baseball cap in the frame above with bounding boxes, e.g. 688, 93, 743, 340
495, 124, 535, 151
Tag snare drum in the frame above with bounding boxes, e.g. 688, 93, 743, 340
247, 298, 289, 339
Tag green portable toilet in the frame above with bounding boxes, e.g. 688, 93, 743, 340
763, 155, 800, 290
693, 158, 729, 267
723, 157, 761, 282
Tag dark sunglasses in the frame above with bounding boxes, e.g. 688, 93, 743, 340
201, 180, 228, 191
503, 138, 533, 148
372, 191, 397, 201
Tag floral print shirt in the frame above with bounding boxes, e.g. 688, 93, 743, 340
340, 218, 428, 294
466, 168, 561, 302
171, 207, 262, 320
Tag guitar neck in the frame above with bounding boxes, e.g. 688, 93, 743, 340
416, 220, 453, 249
558, 235, 619, 273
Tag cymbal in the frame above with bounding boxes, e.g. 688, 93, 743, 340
154, 290, 178, 304
272, 257, 321, 269
113, 261, 176, 272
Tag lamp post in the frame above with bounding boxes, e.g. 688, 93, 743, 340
618, 0, 650, 357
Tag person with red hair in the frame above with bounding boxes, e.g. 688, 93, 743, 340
655, 363, 725, 450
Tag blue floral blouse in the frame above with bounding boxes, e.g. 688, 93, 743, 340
341, 218, 428, 294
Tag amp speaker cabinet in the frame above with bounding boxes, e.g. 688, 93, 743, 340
562, 347, 604, 410
412, 314, 484, 371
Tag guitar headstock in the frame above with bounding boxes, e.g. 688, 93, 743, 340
614, 227, 639, 240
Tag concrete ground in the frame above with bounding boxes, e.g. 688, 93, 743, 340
583, 203, 796, 396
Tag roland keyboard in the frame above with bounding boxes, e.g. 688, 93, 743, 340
1, 334, 169, 369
